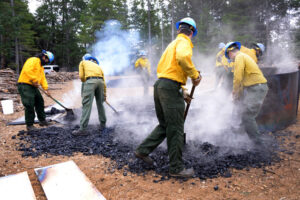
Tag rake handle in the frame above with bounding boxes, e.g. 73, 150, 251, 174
105, 100, 119, 114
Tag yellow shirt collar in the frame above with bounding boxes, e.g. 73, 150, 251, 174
177, 34, 193, 48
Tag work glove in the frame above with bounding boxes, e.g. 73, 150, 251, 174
45, 90, 51, 97
192, 72, 202, 86
183, 89, 192, 104
31, 81, 39, 88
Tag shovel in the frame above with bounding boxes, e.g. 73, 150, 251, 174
183, 85, 196, 144
38, 87, 75, 118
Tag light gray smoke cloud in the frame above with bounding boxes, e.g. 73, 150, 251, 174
92, 20, 140, 76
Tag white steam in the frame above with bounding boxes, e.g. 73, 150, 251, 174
92, 20, 140, 76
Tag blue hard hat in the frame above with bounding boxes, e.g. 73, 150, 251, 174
89, 56, 99, 65
82, 53, 92, 61
218, 42, 226, 49
256, 43, 265, 52
224, 41, 241, 59
140, 51, 146, 56
82, 53, 99, 65
42, 50, 54, 63
176, 17, 197, 37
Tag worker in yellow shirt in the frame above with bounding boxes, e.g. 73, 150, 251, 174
135, 51, 151, 95
17, 50, 54, 131
135, 17, 201, 178
72, 54, 107, 136
240, 43, 265, 64
225, 42, 268, 145
215, 42, 234, 92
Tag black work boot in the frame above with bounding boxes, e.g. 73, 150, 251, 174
99, 124, 109, 134
39, 120, 49, 126
169, 168, 195, 178
134, 151, 154, 165
72, 129, 88, 136
27, 125, 38, 131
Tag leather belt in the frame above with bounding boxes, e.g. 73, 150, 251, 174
17, 82, 32, 86
159, 78, 181, 86
86, 76, 103, 80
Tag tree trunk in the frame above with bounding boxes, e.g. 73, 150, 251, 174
10, 0, 20, 73
0, 34, 5, 69
171, 0, 174, 40
147, 0, 152, 58
147, 0, 151, 47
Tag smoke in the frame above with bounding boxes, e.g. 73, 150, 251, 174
92, 20, 140, 76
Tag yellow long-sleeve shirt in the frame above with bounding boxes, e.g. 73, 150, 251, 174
157, 34, 199, 85
79, 60, 107, 97
215, 48, 234, 70
240, 46, 258, 63
18, 57, 48, 90
135, 57, 151, 75
233, 52, 267, 94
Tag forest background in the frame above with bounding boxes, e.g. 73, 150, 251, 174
1, 0, 299, 73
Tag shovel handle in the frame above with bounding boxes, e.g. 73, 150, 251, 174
184, 85, 196, 121
38, 87, 69, 110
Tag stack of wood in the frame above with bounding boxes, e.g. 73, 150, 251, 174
0, 68, 23, 112
46, 71, 78, 83
0, 69, 78, 114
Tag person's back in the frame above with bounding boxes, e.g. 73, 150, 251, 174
240, 45, 258, 63
157, 33, 198, 84
72, 54, 107, 136
233, 52, 266, 90
79, 60, 104, 82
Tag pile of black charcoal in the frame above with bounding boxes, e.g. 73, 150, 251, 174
13, 125, 283, 180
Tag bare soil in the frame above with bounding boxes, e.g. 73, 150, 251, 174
0, 80, 299, 200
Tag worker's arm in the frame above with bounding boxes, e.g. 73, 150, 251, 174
146, 59, 151, 75
40, 68, 48, 90
233, 54, 245, 98
103, 76, 107, 100
215, 50, 223, 67
79, 61, 85, 82
176, 41, 199, 80
135, 59, 140, 68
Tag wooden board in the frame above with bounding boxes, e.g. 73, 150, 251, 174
0, 172, 36, 200
35, 160, 105, 200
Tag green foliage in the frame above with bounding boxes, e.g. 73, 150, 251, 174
0, 0, 36, 69
1, 0, 299, 70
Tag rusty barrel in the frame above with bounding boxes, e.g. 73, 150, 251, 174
257, 68, 299, 132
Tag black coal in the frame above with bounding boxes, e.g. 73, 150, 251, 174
13, 125, 282, 180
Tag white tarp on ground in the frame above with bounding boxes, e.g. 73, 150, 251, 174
0, 172, 37, 200
35, 160, 106, 200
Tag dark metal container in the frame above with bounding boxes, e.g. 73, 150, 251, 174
257, 68, 299, 132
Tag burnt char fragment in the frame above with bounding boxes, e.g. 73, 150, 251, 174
13, 125, 283, 180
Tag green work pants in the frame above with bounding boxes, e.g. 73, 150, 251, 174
242, 83, 268, 141
137, 68, 150, 95
80, 78, 106, 131
136, 79, 185, 174
17, 84, 46, 126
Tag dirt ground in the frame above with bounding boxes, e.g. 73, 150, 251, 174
0, 80, 300, 200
